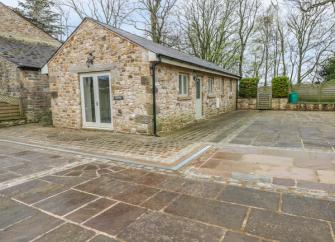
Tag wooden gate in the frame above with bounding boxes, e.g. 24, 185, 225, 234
0, 94, 24, 121
257, 87, 272, 110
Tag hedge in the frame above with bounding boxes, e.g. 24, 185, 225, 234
239, 77, 259, 98
272, 76, 289, 98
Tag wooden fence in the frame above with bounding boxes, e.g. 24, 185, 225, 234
0, 94, 24, 121
293, 82, 335, 104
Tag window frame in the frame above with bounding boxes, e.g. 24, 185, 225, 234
178, 73, 189, 96
208, 77, 214, 95
221, 79, 225, 94
229, 80, 233, 93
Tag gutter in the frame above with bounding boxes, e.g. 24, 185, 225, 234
151, 55, 161, 137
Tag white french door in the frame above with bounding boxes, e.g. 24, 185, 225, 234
80, 72, 113, 130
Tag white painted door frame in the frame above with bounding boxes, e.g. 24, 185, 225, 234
80, 72, 113, 130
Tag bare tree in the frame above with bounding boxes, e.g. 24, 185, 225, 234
179, 0, 239, 70
133, 0, 177, 44
290, 0, 335, 11
58, 0, 133, 27
255, 6, 276, 86
271, 1, 287, 77
236, 0, 261, 77
287, 5, 335, 83
55, 5, 75, 41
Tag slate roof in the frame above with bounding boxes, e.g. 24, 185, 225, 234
0, 36, 58, 69
89, 18, 240, 78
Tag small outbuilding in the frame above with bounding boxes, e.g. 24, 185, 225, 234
0, 3, 61, 122
45, 18, 240, 135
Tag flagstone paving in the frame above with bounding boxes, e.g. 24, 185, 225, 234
1, 158, 335, 242
0, 111, 335, 241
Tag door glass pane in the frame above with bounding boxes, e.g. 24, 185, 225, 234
83, 77, 96, 122
183, 77, 187, 95
98, 75, 111, 123
196, 80, 201, 99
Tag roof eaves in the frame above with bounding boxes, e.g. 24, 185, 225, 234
160, 55, 241, 79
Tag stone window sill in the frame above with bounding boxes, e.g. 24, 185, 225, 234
177, 96, 192, 101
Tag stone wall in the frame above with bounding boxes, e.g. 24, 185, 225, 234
48, 19, 152, 134
21, 70, 50, 122
156, 64, 237, 133
286, 103, 335, 111
0, 57, 50, 122
0, 56, 20, 96
237, 98, 335, 111
237, 98, 287, 110
237, 98, 257, 110
0, 3, 59, 46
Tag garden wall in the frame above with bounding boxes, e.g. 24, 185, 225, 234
237, 98, 335, 111
237, 98, 288, 110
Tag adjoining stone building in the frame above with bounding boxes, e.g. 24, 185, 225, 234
45, 18, 240, 135
0, 3, 61, 122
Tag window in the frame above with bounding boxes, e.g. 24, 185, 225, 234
178, 74, 189, 96
221, 79, 225, 94
208, 77, 214, 94
229, 80, 233, 93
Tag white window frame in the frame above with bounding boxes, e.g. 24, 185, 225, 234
178, 73, 189, 96
208, 77, 214, 94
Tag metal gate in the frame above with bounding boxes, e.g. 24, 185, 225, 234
257, 87, 272, 110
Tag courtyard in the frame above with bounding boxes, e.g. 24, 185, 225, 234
0, 110, 335, 241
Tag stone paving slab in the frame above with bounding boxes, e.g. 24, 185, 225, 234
0, 142, 81, 184
0, 179, 67, 205
90, 234, 119, 242
0, 211, 62, 242
84, 203, 146, 236
140, 190, 178, 210
65, 198, 116, 223
177, 179, 223, 199
217, 186, 280, 211
34, 223, 95, 242
34, 189, 98, 216
164, 194, 247, 230
0, 197, 36, 229
118, 211, 225, 242
222, 231, 260, 242
282, 193, 335, 222
245, 209, 333, 242
76, 176, 159, 205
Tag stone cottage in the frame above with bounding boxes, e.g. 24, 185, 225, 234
45, 18, 240, 135
0, 3, 61, 122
